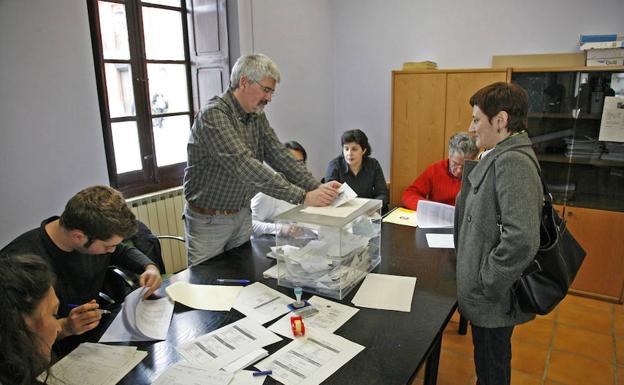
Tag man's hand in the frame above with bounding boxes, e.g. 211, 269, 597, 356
304, 181, 341, 207
59, 300, 101, 338
140, 264, 162, 299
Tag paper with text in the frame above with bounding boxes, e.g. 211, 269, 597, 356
151, 362, 233, 385
233, 282, 293, 324
382, 207, 418, 227
352, 273, 417, 312
416, 200, 455, 228
599, 96, 624, 142
165, 281, 242, 311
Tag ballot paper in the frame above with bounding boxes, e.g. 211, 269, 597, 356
255, 330, 365, 385
230, 370, 268, 385
268, 295, 359, 338
151, 362, 234, 385
351, 273, 417, 312
331, 183, 358, 207
233, 282, 293, 324
99, 287, 174, 342
165, 281, 243, 311
41, 343, 146, 385
416, 200, 454, 228
176, 317, 282, 370
301, 197, 369, 218
425, 233, 455, 248
221, 348, 269, 372
262, 264, 283, 279
382, 207, 418, 227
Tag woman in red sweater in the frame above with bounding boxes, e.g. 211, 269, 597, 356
402, 132, 478, 209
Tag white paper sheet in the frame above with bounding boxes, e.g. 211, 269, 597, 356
233, 282, 293, 324
165, 281, 243, 311
151, 362, 233, 385
351, 273, 417, 312
599, 96, 624, 142
268, 296, 359, 339
176, 317, 282, 370
41, 343, 146, 385
331, 183, 358, 207
99, 287, 174, 342
416, 200, 455, 228
425, 233, 455, 248
229, 370, 268, 385
301, 197, 369, 218
255, 330, 365, 385
262, 264, 281, 279
221, 348, 269, 372
382, 207, 418, 227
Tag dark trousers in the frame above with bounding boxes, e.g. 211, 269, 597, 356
471, 324, 514, 385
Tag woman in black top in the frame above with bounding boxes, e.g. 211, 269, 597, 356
325, 129, 389, 213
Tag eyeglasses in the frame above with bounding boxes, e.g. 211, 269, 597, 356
255, 82, 275, 95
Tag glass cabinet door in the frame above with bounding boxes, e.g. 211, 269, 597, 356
512, 69, 624, 212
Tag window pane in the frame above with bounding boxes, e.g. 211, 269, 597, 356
148, 64, 189, 115
105, 63, 135, 118
98, 1, 130, 60
154, 115, 190, 166
142, 7, 184, 60
111, 121, 142, 173
142, 0, 181, 7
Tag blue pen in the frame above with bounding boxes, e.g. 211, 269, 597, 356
216, 279, 251, 284
252, 370, 272, 376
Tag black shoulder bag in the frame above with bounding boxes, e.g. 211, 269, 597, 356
493, 153, 586, 315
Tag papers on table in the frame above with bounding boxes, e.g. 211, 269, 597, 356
151, 362, 234, 385
382, 207, 418, 227
269, 295, 359, 339
255, 330, 365, 385
352, 273, 417, 312
426, 233, 455, 248
165, 281, 243, 311
99, 287, 174, 342
230, 370, 269, 385
221, 348, 269, 372
233, 282, 293, 324
176, 317, 282, 369
331, 182, 358, 207
416, 200, 454, 228
41, 343, 146, 385
301, 197, 369, 218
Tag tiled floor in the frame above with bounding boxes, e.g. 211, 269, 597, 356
411, 294, 624, 385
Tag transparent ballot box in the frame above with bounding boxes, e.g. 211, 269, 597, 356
273, 198, 382, 300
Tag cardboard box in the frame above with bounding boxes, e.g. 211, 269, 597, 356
492, 53, 586, 68
586, 58, 624, 66
586, 48, 624, 59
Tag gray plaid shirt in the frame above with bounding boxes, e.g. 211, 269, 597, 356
183, 89, 320, 210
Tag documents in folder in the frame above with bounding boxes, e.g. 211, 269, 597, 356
41, 343, 146, 385
416, 200, 455, 228
99, 287, 174, 342
382, 207, 418, 227
165, 281, 243, 311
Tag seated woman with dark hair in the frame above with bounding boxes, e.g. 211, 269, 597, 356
0, 254, 61, 385
401, 132, 478, 209
325, 129, 389, 212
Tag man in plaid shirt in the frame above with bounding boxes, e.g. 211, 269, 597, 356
183, 53, 341, 265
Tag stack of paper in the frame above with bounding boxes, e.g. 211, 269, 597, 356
165, 281, 243, 311
402, 61, 437, 70
42, 343, 146, 385
233, 282, 293, 324
416, 200, 454, 228
564, 137, 602, 159
602, 142, 624, 161
351, 273, 417, 312
99, 287, 174, 342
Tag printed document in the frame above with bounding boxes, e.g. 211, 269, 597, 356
416, 200, 455, 228
165, 281, 242, 311
301, 197, 369, 218
221, 348, 269, 372
176, 317, 282, 369
382, 207, 418, 227
599, 96, 624, 142
426, 233, 455, 248
99, 287, 174, 342
269, 295, 359, 338
151, 362, 233, 385
352, 273, 417, 312
233, 282, 293, 324
41, 343, 146, 385
255, 330, 365, 385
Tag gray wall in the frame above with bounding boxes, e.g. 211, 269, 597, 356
2, 0, 624, 245
0, 0, 109, 246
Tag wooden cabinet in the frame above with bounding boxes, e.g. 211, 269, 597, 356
390, 69, 507, 207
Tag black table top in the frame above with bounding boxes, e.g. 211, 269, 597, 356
85, 223, 457, 385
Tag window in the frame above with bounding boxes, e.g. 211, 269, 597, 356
87, 0, 229, 197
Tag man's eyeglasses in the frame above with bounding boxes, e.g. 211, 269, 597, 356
255, 82, 275, 95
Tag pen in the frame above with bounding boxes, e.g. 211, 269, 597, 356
67, 304, 111, 315
252, 370, 272, 376
215, 279, 251, 284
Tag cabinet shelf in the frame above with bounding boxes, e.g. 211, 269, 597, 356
537, 153, 624, 168
528, 112, 602, 120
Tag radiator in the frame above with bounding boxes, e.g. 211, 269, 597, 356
127, 186, 187, 273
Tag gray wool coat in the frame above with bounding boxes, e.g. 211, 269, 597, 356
454, 132, 543, 328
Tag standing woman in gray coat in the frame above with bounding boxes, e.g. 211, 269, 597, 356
454, 82, 542, 385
